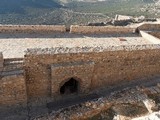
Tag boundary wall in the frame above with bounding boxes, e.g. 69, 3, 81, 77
70, 25, 136, 34
137, 23, 160, 31
0, 25, 136, 34
140, 31, 160, 44
149, 32, 160, 39
0, 23, 160, 34
0, 25, 66, 33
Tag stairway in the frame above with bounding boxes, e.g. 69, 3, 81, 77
1, 58, 24, 76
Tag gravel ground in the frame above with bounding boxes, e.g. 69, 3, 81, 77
0, 33, 152, 58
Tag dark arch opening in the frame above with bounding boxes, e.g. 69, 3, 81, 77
60, 78, 79, 95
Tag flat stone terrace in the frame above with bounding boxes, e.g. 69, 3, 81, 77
0, 32, 153, 58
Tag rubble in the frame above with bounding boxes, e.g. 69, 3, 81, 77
34, 83, 160, 120
87, 15, 157, 26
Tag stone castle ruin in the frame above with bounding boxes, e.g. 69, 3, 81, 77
0, 23, 160, 109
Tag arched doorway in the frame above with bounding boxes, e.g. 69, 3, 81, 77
60, 78, 79, 95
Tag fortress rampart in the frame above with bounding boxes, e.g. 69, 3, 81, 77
0, 23, 160, 108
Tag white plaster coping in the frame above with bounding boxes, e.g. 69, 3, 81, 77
140, 31, 160, 44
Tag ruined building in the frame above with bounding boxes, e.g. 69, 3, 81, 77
0, 23, 160, 108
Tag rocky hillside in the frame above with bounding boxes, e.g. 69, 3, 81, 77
141, 0, 160, 17
0, 0, 62, 14
0, 0, 158, 25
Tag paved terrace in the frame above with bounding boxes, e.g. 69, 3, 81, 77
0, 32, 153, 58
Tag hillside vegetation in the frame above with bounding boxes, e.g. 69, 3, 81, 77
0, 0, 159, 25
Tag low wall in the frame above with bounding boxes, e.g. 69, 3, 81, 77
0, 52, 3, 71
70, 25, 135, 34
140, 31, 160, 44
149, 32, 160, 39
0, 25, 66, 33
0, 74, 27, 106
138, 23, 160, 31
24, 45, 160, 102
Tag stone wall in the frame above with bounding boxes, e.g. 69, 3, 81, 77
70, 25, 135, 34
140, 31, 160, 44
138, 23, 160, 31
24, 45, 160, 101
0, 25, 66, 33
0, 52, 3, 71
149, 32, 160, 39
0, 74, 27, 106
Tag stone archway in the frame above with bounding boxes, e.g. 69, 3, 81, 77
60, 78, 79, 95
51, 61, 94, 97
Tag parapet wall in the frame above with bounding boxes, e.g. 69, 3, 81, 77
26, 44, 160, 55
149, 32, 160, 39
140, 31, 160, 44
0, 25, 66, 33
24, 45, 160, 101
70, 25, 135, 34
0, 23, 159, 34
0, 74, 27, 106
138, 23, 160, 31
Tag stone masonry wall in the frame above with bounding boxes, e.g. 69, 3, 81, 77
24, 46, 160, 101
0, 75, 27, 106
138, 23, 160, 31
149, 32, 160, 39
51, 61, 94, 98
0, 52, 3, 72
70, 25, 135, 34
0, 25, 66, 33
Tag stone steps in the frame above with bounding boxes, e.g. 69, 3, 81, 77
3, 63, 23, 72
2, 58, 24, 72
